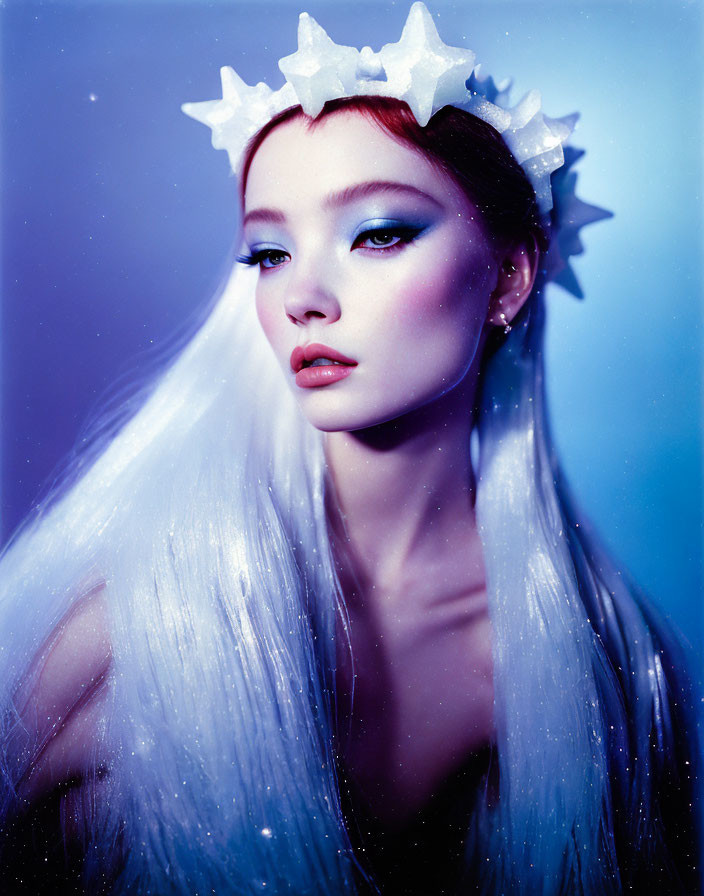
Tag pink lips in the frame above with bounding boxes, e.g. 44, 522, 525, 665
290, 342, 358, 388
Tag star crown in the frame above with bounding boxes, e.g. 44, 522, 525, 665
182, 2, 611, 297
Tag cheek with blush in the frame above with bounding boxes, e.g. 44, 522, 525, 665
394, 268, 489, 384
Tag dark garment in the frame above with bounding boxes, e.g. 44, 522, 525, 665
339, 747, 494, 895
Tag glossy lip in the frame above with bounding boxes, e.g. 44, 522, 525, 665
289, 343, 358, 374
295, 364, 355, 388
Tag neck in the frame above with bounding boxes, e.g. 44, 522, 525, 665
324, 367, 484, 596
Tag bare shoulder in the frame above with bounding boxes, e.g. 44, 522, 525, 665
0, 587, 117, 890
14, 584, 113, 806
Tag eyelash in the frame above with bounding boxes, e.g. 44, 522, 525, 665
236, 225, 423, 270
236, 248, 289, 269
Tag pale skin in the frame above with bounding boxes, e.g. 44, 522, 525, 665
14, 110, 537, 839
8, 585, 112, 844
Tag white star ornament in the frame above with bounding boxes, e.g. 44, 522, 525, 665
378, 1, 475, 126
182, 67, 296, 171
278, 13, 359, 118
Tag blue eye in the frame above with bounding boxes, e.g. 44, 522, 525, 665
351, 222, 424, 252
236, 248, 290, 269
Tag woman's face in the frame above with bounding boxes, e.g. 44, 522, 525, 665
242, 111, 501, 433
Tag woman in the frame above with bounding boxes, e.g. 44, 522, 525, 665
0, 4, 699, 894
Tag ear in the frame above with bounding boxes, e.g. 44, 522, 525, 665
485, 236, 540, 332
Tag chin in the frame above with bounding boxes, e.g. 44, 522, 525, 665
297, 396, 432, 435
301, 411, 383, 434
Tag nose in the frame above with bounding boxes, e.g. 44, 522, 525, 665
283, 265, 342, 327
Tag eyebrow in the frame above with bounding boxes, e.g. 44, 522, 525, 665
242, 180, 443, 228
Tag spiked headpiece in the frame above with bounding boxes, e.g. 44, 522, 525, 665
182, 2, 610, 296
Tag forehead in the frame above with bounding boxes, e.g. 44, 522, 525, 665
243, 111, 471, 213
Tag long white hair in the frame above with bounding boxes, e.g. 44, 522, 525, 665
0, 215, 699, 894
471, 282, 699, 894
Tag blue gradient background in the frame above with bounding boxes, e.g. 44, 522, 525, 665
1, 1, 702, 656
